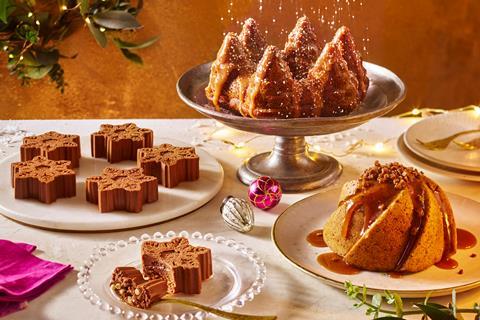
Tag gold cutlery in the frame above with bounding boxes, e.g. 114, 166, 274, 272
453, 138, 480, 150
416, 129, 480, 150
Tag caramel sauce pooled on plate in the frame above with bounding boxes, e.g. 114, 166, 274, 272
317, 252, 361, 275
386, 272, 407, 279
457, 228, 477, 250
306, 229, 327, 247
435, 257, 459, 270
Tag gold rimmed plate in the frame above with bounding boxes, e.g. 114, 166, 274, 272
272, 188, 480, 297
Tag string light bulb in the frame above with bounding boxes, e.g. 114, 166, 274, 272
474, 106, 480, 116
411, 108, 421, 116
373, 142, 384, 152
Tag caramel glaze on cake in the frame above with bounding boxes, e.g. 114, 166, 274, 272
323, 161, 457, 273
205, 16, 369, 119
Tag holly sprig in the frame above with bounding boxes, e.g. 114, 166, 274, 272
0, 0, 158, 92
345, 281, 480, 319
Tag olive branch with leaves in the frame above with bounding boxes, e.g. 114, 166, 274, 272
0, 0, 158, 92
345, 281, 480, 320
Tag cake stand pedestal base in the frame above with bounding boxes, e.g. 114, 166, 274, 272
237, 136, 342, 192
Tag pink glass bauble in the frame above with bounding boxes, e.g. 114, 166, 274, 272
248, 176, 282, 210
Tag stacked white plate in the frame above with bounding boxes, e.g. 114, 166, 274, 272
397, 111, 480, 181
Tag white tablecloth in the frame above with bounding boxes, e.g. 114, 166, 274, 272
1, 118, 479, 320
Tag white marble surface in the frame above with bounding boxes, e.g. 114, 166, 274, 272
1, 118, 479, 320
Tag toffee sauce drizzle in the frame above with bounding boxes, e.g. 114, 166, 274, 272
306, 229, 328, 247
317, 252, 361, 275
340, 177, 457, 272
457, 228, 477, 249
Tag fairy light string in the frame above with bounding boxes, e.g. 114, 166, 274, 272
193, 105, 480, 157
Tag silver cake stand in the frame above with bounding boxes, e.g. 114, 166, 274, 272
177, 62, 406, 192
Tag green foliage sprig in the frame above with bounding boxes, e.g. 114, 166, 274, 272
345, 281, 480, 320
0, 0, 158, 92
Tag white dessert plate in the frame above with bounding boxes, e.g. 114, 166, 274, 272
397, 134, 480, 182
272, 188, 480, 298
0, 137, 223, 231
404, 112, 480, 172
77, 230, 266, 319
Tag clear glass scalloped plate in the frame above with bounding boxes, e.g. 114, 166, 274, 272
77, 231, 267, 319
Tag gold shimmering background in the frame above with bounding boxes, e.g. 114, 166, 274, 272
0, 0, 479, 119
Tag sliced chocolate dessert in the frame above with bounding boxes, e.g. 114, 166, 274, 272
110, 266, 169, 309
142, 237, 213, 294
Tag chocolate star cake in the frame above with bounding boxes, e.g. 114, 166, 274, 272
85, 167, 158, 213
91, 123, 153, 163
137, 144, 200, 188
20, 131, 81, 168
141, 237, 213, 294
11, 156, 76, 203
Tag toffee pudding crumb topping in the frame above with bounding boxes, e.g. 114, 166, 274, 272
358, 160, 423, 191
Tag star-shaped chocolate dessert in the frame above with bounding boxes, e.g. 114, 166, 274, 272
86, 167, 158, 213
20, 131, 81, 168
141, 237, 213, 294
11, 156, 76, 203
137, 144, 199, 188
91, 123, 153, 163
110, 267, 170, 309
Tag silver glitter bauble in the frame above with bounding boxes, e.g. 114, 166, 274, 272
220, 196, 254, 233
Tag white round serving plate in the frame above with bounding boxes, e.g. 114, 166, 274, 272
272, 188, 480, 298
397, 134, 480, 182
77, 230, 266, 319
404, 111, 480, 172
0, 137, 223, 231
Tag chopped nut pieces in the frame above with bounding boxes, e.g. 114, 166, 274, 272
11, 156, 76, 203
358, 161, 423, 190
110, 267, 169, 309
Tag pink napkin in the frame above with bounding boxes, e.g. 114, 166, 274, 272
0, 240, 72, 317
